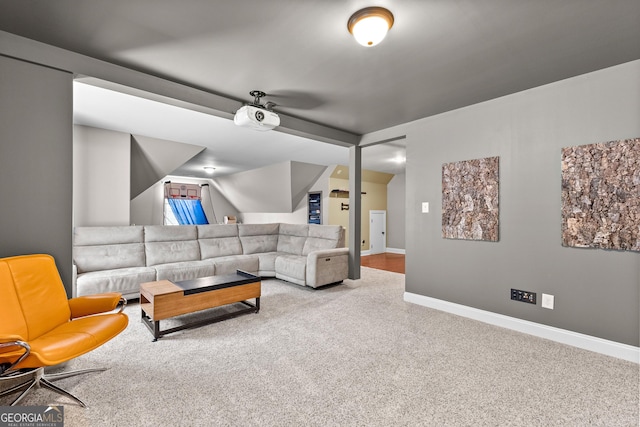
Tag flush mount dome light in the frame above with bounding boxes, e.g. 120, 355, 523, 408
347, 6, 394, 47
203, 167, 216, 174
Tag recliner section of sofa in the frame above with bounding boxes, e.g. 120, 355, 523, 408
73, 223, 348, 298
72, 226, 156, 298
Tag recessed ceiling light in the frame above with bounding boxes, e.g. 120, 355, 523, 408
347, 7, 394, 47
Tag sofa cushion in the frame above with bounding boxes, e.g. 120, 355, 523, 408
308, 224, 342, 240
274, 254, 306, 281
255, 252, 280, 276
76, 267, 157, 297
145, 225, 197, 242
302, 238, 338, 255
144, 225, 200, 266
74, 243, 146, 274
145, 241, 200, 266
212, 255, 259, 275
73, 226, 146, 273
277, 223, 308, 255
302, 225, 343, 255
238, 223, 280, 237
239, 223, 280, 254
197, 224, 238, 238
153, 260, 215, 282
199, 237, 242, 259
74, 226, 144, 246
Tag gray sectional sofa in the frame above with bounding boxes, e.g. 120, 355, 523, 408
72, 223, 348, 299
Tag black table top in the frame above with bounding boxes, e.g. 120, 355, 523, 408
173, 270, 260, 295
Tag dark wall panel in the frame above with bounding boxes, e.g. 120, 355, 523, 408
0, 55, 73, 294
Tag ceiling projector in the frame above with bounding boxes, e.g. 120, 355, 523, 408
234, 105, 280, 131
234, 90, 280, 131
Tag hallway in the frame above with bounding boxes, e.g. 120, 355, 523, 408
360, 253, 405, 274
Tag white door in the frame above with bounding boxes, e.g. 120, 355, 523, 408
369, 210, 386, 254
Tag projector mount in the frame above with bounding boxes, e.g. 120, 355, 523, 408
248, 90, 277, 111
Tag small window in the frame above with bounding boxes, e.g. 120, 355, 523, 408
163, 182, 209, 225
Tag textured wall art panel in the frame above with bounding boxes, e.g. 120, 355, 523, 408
561, 138, 640, 252
442, 156, 499, 241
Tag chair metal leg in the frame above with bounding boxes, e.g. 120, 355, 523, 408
0, 366, 107, 407
0, 379, 34, 399
46, 367, 107, 381
8, 379, 39, 406
0, 367, 41, 405
40, 378, 86, 408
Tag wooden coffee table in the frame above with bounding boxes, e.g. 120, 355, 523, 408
140, 270, 261, 340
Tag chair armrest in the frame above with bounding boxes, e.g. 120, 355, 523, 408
0, 340, 30, 375
68, 293, 127, 319
0, 335, 25, 343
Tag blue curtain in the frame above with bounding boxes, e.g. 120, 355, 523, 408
168, 198, 209, 225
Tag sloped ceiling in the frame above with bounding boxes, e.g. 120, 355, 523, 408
214, 161, 327, 213
331, 166, 395, 185
130, 134, 204, 198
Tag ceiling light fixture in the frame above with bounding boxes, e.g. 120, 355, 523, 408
347, 7, 394, 47
203, 167, 216, 174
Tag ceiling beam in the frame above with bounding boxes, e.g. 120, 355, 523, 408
0, 30, 359, 147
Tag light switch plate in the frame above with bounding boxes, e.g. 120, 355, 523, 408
541, 293, 554, 309
422, 202, 429, 213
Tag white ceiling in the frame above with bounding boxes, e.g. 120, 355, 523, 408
73, 82, 406, 177
3, 0, 639, 177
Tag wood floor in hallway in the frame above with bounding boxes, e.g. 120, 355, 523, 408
360, 253, 405, 274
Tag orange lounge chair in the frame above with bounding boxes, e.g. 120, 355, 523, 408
0, 254, 128, 406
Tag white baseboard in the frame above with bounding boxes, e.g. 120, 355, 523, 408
404, 292, 639, 364
386, 248, 406, 254
361, 250, 371, 256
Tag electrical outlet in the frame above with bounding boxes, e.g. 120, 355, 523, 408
511, 288, 536, 304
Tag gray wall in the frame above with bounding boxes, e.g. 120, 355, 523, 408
386, 173, 406, 250
364, 60, 640, 346
74, 125, 130, 226
0, 55, 73, 293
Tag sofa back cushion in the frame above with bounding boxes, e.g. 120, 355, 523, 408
302, 225, 344, 255
198, 224, 242, 259
277, 223, 309, 255
144, 225, 200, 266
238, 223, 280, 254
74, 226, 146, 274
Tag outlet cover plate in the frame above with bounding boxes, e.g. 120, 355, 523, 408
541, 293, 554, 309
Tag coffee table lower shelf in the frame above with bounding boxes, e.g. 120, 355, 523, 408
140, 272, 261, 341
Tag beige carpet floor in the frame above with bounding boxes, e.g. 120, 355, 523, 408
2, 267, 638, 426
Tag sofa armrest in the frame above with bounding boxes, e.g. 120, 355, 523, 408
306, 248, 349, 288
307, 247, 349, 260
68, 293, 126, 319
